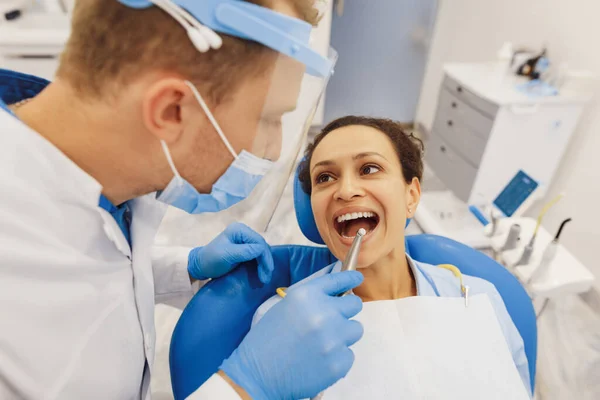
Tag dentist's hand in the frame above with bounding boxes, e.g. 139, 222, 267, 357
187, 223, 274, 283
220, 271, 365, 400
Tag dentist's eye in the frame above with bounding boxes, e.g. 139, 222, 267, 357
360, 164, 381, 175
316, 173, 334, 184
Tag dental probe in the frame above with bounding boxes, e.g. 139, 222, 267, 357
339, 227, 366, 296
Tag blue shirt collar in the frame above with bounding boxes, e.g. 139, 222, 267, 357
98, 193, 119, 213
329, 254, 441, 297
0, 68, 50, 113
407, 256, 440, 297
99, 194, 132, 247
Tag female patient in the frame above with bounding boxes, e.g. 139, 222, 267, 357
253, 116, 531, 397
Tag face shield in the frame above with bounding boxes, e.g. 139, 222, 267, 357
156, 48, 336, 216
121, 0, 338, 243
156, 51, 337, 247
202, 46, 336, 165
124, 0, 336, 213
237, 47, 338, 223
156, 49, 338, 246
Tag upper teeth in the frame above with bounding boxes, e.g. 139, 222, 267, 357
337, 212, 375, 223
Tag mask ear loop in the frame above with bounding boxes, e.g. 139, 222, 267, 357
184, 81, 239, 160
160, 140, 182, 179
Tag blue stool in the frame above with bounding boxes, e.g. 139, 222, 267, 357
169, 167, 537, 398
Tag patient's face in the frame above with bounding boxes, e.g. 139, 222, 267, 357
310, 125, 417, 267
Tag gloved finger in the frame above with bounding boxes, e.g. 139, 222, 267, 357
341, 319, 364, 347
311, 271, 364, 297
334, 294, 363, 319
326, 347, 356, 382
223, 243, 266, 265
256, 247, 274, 284
225, 222, 268, 246
187, 247, 202, 268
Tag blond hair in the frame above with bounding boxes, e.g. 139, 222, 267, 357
57, 0, 318, 103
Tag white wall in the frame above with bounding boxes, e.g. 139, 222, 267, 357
324, 0, 437, 122
416, 0, 600, 282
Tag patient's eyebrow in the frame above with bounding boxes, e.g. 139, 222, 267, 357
312, 152, 389, 172
353, 152, 387, 161
312, 160, 335, 171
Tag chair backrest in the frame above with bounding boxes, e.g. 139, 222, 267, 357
292, 167, 537, 389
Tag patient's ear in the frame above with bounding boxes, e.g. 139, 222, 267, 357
406, 178, 421, 218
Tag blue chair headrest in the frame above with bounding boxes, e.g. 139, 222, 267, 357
293, 163, 325, 244
293, 163, 410, 244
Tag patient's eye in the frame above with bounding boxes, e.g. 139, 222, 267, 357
315, 173, 334, 184
360, 164, 381, 175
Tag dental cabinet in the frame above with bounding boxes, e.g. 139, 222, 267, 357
426, 62, 590, 205
417, 62, 592, 248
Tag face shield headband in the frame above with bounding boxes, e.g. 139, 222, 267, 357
119, 0, 334, 77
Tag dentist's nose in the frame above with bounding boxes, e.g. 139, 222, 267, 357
334, 174, 365, 201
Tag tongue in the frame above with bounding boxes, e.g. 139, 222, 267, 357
343, 219, 373, 237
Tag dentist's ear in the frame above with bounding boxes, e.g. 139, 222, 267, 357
406, 177, 422, 217
142, 78, 196, 144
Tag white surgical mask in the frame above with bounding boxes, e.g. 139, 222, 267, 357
156, 81, 273, 214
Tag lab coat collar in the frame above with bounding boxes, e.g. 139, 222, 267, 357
0, 106, 103, 208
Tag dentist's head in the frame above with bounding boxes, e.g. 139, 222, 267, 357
23, 0, 323, 207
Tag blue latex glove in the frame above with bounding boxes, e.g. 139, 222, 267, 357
187, 223, 274, 283
220, 271, 365, 400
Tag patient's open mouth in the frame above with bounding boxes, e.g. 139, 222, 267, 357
334, 211, 380, 238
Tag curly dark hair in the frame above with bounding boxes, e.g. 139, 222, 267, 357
298, 116, 424, 194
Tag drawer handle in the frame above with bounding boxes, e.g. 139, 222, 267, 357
457, 86, 463, 93
447, 120, 453, 127
452, 102, 457, 108
440, 145, 446, 153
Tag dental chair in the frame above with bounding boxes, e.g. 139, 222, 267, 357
169, 169, 538, 399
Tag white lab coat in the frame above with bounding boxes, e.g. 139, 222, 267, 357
0, 110, 240, 399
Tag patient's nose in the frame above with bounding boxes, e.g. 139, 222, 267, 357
335, 174, 365, 201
